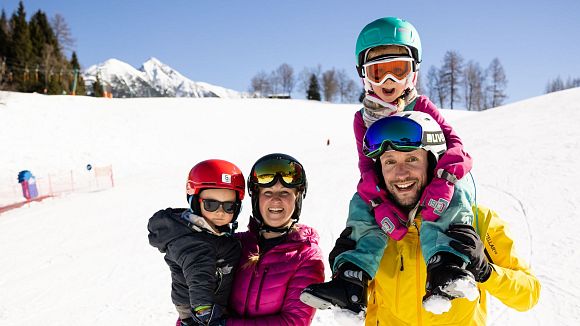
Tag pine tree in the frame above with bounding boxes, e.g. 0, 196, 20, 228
0, 10, 10, 90
0, 10, 9, 60
9, 1, 33, 91
93, 75, 104, 97
70, 51, 85, 95
306, 74, 321, 101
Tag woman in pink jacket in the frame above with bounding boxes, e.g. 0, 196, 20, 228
227, 153, 325, 326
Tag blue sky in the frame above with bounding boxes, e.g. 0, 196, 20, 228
1, 0, 579, 104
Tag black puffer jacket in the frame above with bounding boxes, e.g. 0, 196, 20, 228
148, 208, 241, 309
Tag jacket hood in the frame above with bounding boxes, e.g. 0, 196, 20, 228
147, 208, 191, 252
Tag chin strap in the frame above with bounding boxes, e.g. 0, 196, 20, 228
253, 215, 297, 236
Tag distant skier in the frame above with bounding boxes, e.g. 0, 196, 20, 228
301, 17, 480, 314
148, 159, 245, 326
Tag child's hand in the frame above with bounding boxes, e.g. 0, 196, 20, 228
374, 203, 408, 240
419, 177, 454, 222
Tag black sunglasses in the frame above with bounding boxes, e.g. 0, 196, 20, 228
199, 198, 238, 214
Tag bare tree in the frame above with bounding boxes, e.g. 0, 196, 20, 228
50, 13, 75, 54
566, 77, 580, 88
463, 61, 484, 111
249, 71, 272, 97
425, 65, 447, 108
321, 68, 339, 102
336, 69, 360, 103
440, 50, 464, 109
298, 65, 322, 96
485, 58, 507, 108
273, 63, 295, 96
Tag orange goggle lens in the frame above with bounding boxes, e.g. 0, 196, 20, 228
364, 58, 413, 84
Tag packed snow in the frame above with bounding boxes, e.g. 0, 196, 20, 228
1, 88, 579, 325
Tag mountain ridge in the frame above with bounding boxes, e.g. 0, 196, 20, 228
83, 57, 246, 99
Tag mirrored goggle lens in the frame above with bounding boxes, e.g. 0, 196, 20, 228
363, 116, 423, 158
201, 199, 237, 213
251, 159, 305, 186
364, 58, 413, 83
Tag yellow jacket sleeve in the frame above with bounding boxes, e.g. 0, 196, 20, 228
478, 207, 541, 311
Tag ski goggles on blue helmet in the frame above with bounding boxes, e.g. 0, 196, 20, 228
249, 153, 307, 192
363, 115, 445, 159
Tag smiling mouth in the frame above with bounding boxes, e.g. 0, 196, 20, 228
268, 208, 284, 213
393, 181, 415, 191
382, 88, 396, 96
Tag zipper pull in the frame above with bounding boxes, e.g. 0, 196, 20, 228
400, 255, 404, 271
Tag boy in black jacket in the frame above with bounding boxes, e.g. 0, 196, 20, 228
148, 159, 245, 326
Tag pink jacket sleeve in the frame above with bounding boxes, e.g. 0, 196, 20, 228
414, 96, 472, 179
354, 110, 384, 203
226, 246, 325, 326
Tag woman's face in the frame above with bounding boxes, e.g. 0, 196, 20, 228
258, 181, 297, 228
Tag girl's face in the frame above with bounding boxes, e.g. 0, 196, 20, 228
366, 45, 411, 103
199, 188, 237, 227
258, 182, 297, 228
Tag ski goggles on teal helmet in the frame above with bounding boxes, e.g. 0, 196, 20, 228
362, 56, 414, 85
363, 116, 428, 158
249, 153, 307, 191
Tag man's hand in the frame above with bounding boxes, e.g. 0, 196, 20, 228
447, 224, 492, 282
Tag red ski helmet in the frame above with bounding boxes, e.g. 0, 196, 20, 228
186, 159, 245, 202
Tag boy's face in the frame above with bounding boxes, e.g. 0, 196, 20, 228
199, 188, 237, 227
366, 45, 411, 103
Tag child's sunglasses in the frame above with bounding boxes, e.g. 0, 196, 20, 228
362, 57, 414, 86
199, 198, 238, 214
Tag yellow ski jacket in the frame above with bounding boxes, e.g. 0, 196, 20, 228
365, 205, 541, 325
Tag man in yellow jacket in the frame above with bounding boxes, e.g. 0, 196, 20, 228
365, 204, 540, 325
312, 113, 541, 325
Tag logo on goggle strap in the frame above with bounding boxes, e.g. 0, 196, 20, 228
423, 131, 445, 145
222, 174, 231, 183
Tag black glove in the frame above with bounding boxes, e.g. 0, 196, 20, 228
328, 227, 356, 270
191, 304, 225, 326
447, 224, 492, 282
179, 318, 196, 326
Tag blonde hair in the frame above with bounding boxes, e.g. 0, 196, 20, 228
241, 225, 300, 269
366, 45, 410, 62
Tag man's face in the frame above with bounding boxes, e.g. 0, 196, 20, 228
379, 149, 429, 210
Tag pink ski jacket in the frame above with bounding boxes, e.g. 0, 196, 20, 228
227, 222, 325, 326
355, 95, 473, 209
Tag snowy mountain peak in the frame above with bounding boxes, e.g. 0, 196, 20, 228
83, 58, 245, 99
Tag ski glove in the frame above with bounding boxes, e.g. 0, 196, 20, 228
328, 227, 356, 271
419, 177, 455, 222
191, 304, 226, 326
447, 224, 493, 282
373, 202, 408, 240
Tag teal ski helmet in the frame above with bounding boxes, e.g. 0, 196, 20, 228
355, 17, 422, 78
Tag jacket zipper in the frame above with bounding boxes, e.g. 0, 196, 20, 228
255, 266, 269, 310
243, 255, 261, 316
214, 269, 223, 294
414, 220, 423, 326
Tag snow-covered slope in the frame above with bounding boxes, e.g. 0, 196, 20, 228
0, 88, 579, 325
83, 57, 245, 98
